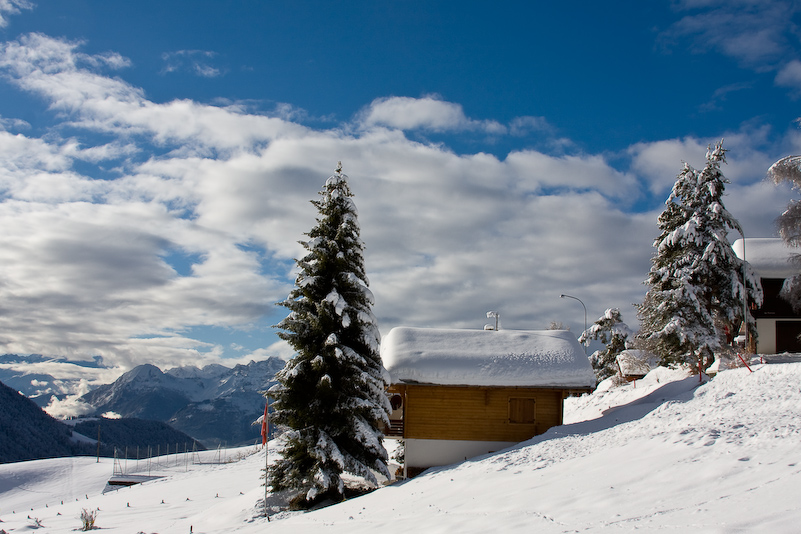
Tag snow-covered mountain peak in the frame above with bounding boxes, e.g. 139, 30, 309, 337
75, 358, 284, 446
166, 363, 231, 380
118, 363, 166, 386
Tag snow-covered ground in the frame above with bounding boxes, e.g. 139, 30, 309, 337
2, 362, 801, 533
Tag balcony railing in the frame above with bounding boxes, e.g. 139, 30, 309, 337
384, 419, 404, 437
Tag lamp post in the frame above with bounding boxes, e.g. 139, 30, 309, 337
740, 234, 749, 351
560, 294, 587, 353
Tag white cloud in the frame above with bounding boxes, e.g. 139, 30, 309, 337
628, 137, 711, 195
44, 395, 95, 419
776, 60, 801, 94
0, 116, 30, 130
661, 0, 799, 68
358, 95, 506, 134
505, 150, 639, 199
627, 128, 789, 242
0, 0, 32, 28
0, 34, 301, 154
161, 50, 222, 78
44, 379, 95, 419
509, 116, 553, 137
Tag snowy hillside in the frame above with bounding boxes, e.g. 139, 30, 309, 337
2, 362, 801, 533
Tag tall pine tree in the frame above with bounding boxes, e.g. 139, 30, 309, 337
268, 162, 391, 507
638, 142, 762, 369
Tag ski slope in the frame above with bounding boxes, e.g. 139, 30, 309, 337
2, 362, 801, 533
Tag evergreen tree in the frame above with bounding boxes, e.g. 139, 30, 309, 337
767, 154, 801, 310
579, 308, 632, 380
638, 142, 762, 369
268, 162, 391, 507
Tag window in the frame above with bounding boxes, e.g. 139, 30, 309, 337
509, 397, 536, 424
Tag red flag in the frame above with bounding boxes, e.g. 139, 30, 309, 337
261, 401, 268, 446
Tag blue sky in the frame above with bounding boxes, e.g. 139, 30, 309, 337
0, 0, 799, 373
9, 1, 793, 156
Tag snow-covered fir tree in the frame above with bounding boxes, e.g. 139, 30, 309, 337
579, 308, 632, 380
767, 153, 801, 311
638, 142, 762, 370
268, 162, 391, 507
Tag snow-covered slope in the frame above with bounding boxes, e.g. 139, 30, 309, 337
2, 362, 801, 533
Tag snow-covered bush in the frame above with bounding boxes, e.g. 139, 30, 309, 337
579, 308, 632, 380
79, 508, 97, 531
392, 439, 405, 465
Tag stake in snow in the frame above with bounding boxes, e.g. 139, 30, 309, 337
268, 162, 391, 508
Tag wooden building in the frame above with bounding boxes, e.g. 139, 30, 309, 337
381, 327, 596, 477
615, 350, 653, 383
733, 238, 801, 353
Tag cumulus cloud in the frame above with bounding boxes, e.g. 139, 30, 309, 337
505, 150, 639, 199
44, 379, 95, 419
358, 95, 506, 134
628, 137, 712, 195
0, 32, 793, 376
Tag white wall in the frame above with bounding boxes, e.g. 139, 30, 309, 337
756, 318, 801, 354
757, 318, 778, 354
405, 438, 517, 474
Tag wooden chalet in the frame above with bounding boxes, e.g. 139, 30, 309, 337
381, 327, 596, 477
733, 238, 801, 353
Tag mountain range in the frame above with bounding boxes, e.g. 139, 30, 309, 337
78, 359, 286, 447
2, 354, 287, 448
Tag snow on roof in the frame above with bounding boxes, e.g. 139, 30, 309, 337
616, 350, 652, 377
732, 238, 799, 278
381, 327, 596, 388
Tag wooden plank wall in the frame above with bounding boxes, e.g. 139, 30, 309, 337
401, 385, 565, 442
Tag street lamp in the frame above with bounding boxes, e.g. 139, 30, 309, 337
739, 234, 749, 351
560, 294, 587, 353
